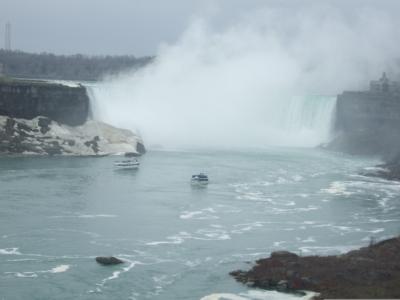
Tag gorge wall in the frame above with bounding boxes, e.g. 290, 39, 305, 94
329, 74, 400, 158
0, 79, 89, 126
0, 78, 145, 156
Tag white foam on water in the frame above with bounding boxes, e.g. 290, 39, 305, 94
368, 218, 399, 223
96, 260, 141, 290
363, 166, 386, 172
50, 264, 70, 273
50, 214, 117, 219
237, 193, 275, 203
6, 258, 38, 262
195, 228, 231, 241
185, 258, 202, 268
367, 228, 385, 234
201, 293, 247, 300
298, 194, 309, 198
302, 237, 316, 243
270, 205, 319, 215
330, 225, 363, 235
273, 241, 287, 247
303, 221, 316, 225
276, 177, 288, 184
230, 252, 267, 260
5, 264, 71, 278
292, 175, 303, 182
180, 208, 219, 220
299, 245, 360, 255
147, 227, 231, 246
146, 233, 187, 246
51, 228, 101, 238
210, 224, 224, 228
241, 192, 266, 201
12, 272, 38, 278
149, 273, 179, 296
201, 290, 318, 300
231, 222, 265, 234
78, 214, 117, 218
321, 181, 353, 196
0, 248, 21, 255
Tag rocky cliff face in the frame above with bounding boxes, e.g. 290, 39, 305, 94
0, 79, 89, 126
328, 74, 400, 158
0, 78, 146, 156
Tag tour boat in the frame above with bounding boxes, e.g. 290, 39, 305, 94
114, 159, 140, 169
191, 173, 209, 185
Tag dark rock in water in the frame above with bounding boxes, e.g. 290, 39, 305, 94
95, 256, 124, 265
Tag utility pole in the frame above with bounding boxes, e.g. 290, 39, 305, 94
5, 22, 11, 51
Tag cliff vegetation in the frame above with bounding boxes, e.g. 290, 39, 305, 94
0, 49, 153, 81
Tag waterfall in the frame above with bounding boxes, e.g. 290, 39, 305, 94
87, 18, 344, 150
89, 80, 336, 149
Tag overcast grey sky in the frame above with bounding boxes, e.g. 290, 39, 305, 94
1, 0, 399, 57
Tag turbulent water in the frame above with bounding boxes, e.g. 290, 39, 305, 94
1, 148, 400, 299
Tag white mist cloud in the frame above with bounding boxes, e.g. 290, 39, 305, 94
90, 2, 400, 149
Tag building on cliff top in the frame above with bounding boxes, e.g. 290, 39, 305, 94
330, 72, 400, 156
370, 72, 400, 94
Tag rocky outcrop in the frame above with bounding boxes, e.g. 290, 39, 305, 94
95, 256, 124, 265
362, 157, 400, 181
328, 73, 400, 157
230, 237, 400, 299
0, 78, 89, 126
0, 115, 144, 156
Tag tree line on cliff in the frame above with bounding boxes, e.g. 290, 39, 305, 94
0, 49, 153, 81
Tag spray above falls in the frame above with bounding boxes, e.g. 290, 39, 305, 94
89, 4, 400, 149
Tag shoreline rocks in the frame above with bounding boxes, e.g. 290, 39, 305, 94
0, 115, 145, 156
230, 236, 400, 299
362, 164, 400, 181
360, 152, 400, 181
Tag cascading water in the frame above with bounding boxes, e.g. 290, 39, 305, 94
89, 80, 336, 149
276, 95, 337, 147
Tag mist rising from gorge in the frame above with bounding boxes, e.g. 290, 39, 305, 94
90, 2, 400, 149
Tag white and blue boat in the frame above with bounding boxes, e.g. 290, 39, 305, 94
191, 173, 209, 185
114, 159, 140, 170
